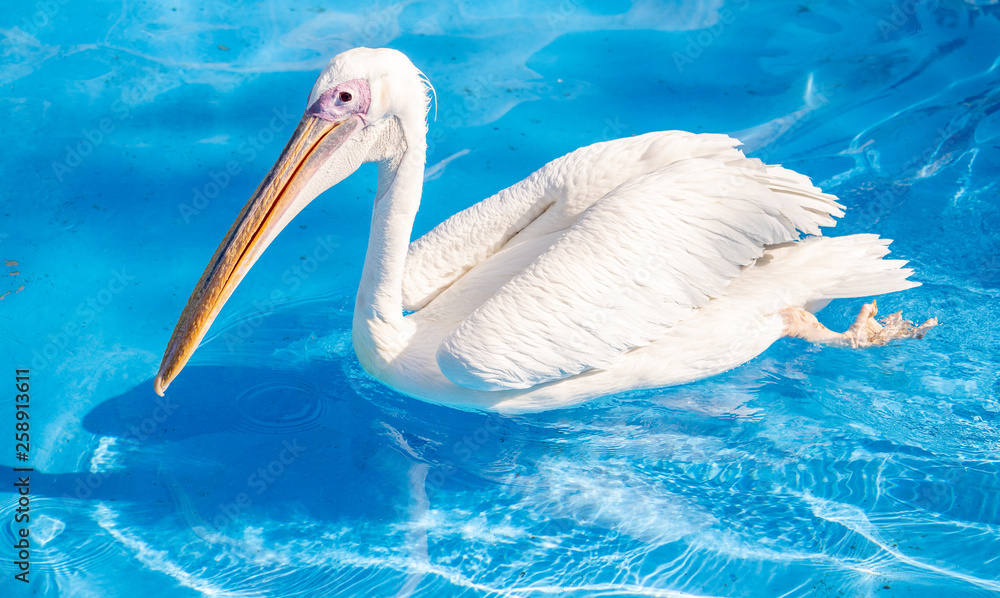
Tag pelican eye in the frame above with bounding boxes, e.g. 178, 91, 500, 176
339, 91, 353, 102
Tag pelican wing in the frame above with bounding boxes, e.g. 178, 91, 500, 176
436, 157, 844, 391
401, 174, 552, 311
402, 131, 755, 311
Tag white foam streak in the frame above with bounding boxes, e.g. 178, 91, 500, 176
799, 491, 1000, 592
94, 504, 247, 597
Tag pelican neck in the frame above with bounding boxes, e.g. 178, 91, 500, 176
354, 118, 427, 363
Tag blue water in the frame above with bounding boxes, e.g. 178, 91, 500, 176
2, 1, 1000, 596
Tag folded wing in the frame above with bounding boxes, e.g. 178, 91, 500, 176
436, 157, 844, 390
402, 131, 752, 310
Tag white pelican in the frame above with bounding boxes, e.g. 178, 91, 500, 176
154, 48, 935, 413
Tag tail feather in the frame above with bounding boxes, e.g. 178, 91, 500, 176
806, 234, 919, 299
730, 234, 920, 315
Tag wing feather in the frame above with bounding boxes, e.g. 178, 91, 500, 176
401, 131, 750, 310
436, 157, 843, 391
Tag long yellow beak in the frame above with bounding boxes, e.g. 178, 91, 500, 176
154, 114, 364, 395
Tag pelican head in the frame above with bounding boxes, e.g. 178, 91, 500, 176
154, 47, 430, 395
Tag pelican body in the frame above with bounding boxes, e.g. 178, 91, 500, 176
154, 48, 934, 413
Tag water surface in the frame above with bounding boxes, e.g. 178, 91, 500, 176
2, 1, 1000, 596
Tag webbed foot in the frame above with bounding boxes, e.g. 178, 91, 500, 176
843, 300, 937, 348
781, 301, 937, 348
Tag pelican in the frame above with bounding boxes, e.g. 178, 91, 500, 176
154, 48, 935, 413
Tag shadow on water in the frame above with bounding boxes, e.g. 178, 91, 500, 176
0, 355, 568, 595
22, 360, 542, 529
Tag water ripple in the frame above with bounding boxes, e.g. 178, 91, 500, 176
230, 377, 329, 435
0, 497, 119, 579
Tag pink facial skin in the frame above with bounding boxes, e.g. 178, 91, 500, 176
306, 79, 371, 123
